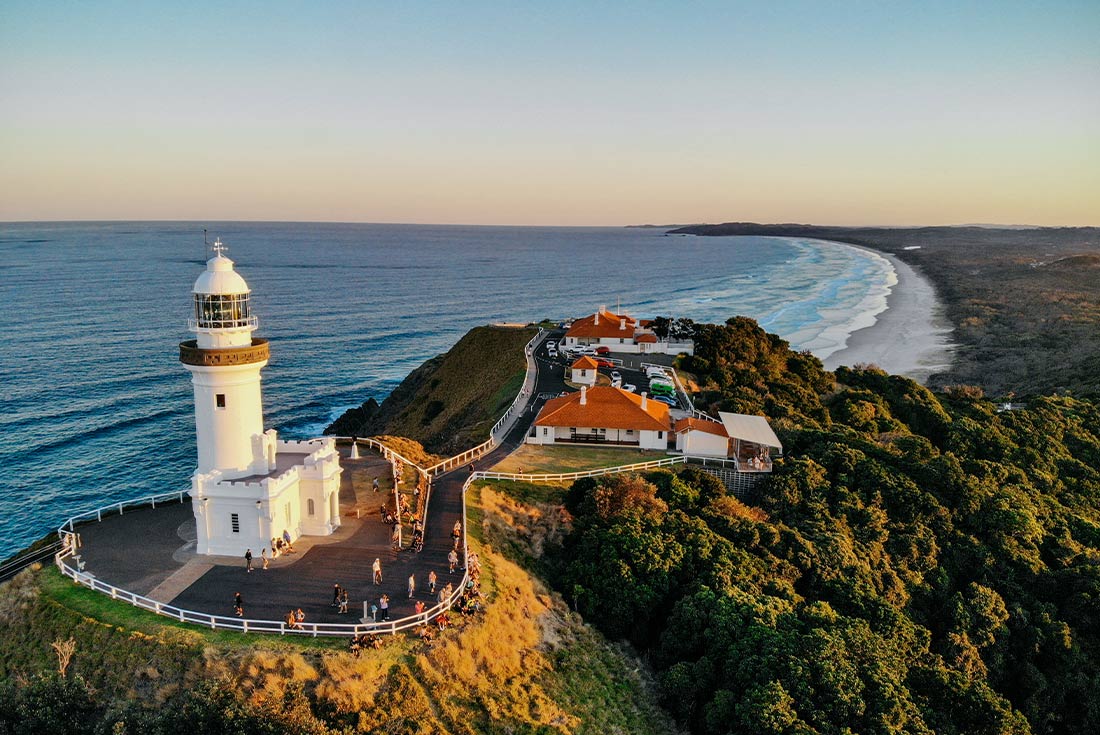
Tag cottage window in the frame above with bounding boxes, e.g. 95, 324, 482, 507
626, 430, 634, 436
657, 431, 664, 439
542, 427, 548, 436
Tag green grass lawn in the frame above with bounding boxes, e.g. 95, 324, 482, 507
35, 565, 346, 650
490, 443, 662, 475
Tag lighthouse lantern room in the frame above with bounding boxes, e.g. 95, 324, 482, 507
180, 241, 343, 557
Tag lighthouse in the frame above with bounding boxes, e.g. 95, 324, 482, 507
180, 240, 270, 476
181, 240, 342, 557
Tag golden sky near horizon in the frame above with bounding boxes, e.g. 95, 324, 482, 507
2, 2, 1097, 226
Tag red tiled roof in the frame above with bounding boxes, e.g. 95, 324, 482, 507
534, 386, 670, 432
635, 333, 658, 343
674, 417, 729, 438
566, 309, 637, 339
571, 356, 599, 369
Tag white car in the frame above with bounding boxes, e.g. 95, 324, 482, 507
545, 340, 557, 349
610, 370, 622, 382
621, 383, 637, 393
645, 366, 670, 378
579, 347, 599, 356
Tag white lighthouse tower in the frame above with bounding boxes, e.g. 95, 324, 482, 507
181, 241, 342, 557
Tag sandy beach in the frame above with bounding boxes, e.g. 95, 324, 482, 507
823, 247, 956, 384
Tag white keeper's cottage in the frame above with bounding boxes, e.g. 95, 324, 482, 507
529, 385, 671, 450
180, 242, 343, 556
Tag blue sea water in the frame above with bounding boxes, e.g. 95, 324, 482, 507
0, 222, 893, 551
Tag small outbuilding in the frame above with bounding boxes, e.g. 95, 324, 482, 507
570, 355, 599, 386
673, 417, 729, 457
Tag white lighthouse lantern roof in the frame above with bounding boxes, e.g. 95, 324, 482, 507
192, 240, 251, 296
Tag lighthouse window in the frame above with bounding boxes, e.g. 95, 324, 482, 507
230, 513, 240, 533
215, 394, 226, 409
307, 499, 315, 516
194, 293, 252, 329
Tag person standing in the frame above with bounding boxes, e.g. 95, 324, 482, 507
244, 549, 253, 573
372, 477, 379, 492
447, 549, 458, 573
332, 583, 342, 607
261, 548, 269, 570
339, 589, 349, 614
407, 573, 416, 598
372, 558, 382, 585
428, 570, 438, 594
379, 594, 390, 621
234, 592, 244, 617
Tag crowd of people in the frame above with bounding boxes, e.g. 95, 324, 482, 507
229, 467, 485, 644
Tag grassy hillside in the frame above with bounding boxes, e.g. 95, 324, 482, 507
0, 529, 676, 734
671, 223, 1100, 397
327, 326, 537, 455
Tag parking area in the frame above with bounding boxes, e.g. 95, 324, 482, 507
539, 334, 687, 413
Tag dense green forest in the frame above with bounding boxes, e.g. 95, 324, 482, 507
550, 317, 1100, 735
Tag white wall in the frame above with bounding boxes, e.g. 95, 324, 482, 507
187, 361, 268, 475
571, 367, 596, 385
679, 430, 728, 457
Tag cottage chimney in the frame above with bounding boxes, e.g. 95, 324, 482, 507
640, 392, 648, 410
593, 311, 599, 325
620, 317, 626, 331
580, 386, 588, 405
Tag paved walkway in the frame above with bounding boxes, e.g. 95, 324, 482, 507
70, 330, 568, 626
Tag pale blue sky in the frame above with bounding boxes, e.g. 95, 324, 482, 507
2, 1, 1097, 224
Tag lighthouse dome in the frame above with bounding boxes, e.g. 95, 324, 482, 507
190, 242, 257, 334
192, 253, 250, 296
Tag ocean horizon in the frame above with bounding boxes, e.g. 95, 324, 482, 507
0, 221, 894, 551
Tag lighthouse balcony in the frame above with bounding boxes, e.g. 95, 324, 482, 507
179, 338, 270, 367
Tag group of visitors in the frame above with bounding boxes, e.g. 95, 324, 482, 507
285, 607, 306, 629
331, 582, 350, 614
349, 632, 382, 656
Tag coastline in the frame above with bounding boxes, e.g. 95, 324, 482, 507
822, 245, 956, 384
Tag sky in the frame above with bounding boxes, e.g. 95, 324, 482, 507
1, 1, 1097, 226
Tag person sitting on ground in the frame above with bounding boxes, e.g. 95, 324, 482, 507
349, 636, 361, 657
367, 633, 382, 649
418, 624, 435, 642
435, 612, 450, 631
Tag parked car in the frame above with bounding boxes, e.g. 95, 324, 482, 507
649, 381, 676, 397
621, 383, 637, 393
652, 395, 677, 406
596, 358, 615, 368
649, 376, 674, 389
546, 340, 556, 348
578, 346, 599, 356
611, 377, 622, 388
595, 346, 611, 355
645, 366, 670, 378
610, 370, 622, 382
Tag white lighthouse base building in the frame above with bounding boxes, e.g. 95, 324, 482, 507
191, 434, 343, 557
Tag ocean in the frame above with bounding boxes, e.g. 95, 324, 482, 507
0, 222, 893, 551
